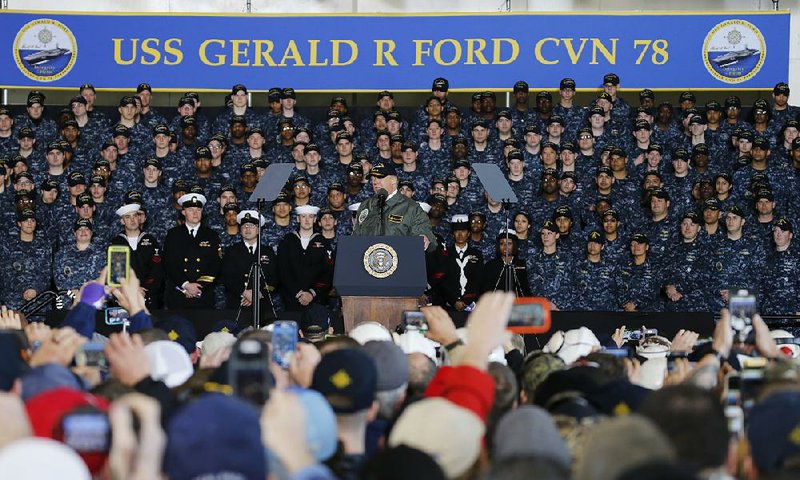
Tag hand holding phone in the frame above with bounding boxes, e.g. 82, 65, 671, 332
107, 246, 131, 287
271, 321, 298, 370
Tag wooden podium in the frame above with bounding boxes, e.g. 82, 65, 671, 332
341, 296, 419, 332
334, 236, 427, 333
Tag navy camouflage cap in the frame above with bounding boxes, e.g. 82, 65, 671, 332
195, 146, 212, 159
703, 198, 720, 211
587, 230, 604, 244
16, 208, 36, 222
172, 179, 189, 194
682, 210, 702, 225
17, 127, 35, 139
180, 115, 197, 128
775, 217, 793, 232
631, 233, 649, 244
560, 77, 576, 90
553, 205, 572, 219
602, 208, 620, 220
41, 178, 59, 191
74, 218, 93, 231
153, 123, 170, 136
727, 205, 745, 218
603, 73, 620, 85
432, 77, 449, 92
67, 171, 86, 186
541, 220, 559, 233
76, 193, 94, 207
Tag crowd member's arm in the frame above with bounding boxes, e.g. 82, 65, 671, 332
104, 332, 179, 423
108, 394, 166, 480
61, 269, 107, 339
110, 270, 153, 333
422, 292, 515, 421
262, 389, 337, 480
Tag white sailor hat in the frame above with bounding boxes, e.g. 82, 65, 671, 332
115, 203, 141, 217
348, 203, 361, 212
451, 214, 469, 224
418, 202, 431, 213
295, 205, 320, 215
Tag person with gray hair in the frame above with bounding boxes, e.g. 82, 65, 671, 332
361, 340, 410, 456
575, 414, 676, 480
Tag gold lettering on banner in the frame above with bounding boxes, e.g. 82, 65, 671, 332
112, 38, 138, 65
374, 40, 398, 66
535, 37, 560, 65
199, 39, 226, 66
590, 38, 618, 65
332, 40, 358, 66
112, 38, 183, 65
164, 38, 183, 65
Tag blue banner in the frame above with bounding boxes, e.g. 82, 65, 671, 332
0, 10, 790, 91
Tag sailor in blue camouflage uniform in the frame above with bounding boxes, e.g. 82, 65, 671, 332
770, 82, 800, 130
553, 78, 587, 137
750, 189, 779, 251
505, 150, 534, 207
262, 191, 295, 255
466, 212, 496, 262
468, 119, 500, 167
510, 81, 535, 132
0, 208, 53, 309
711, 205, 767, 309
0, 106, 15, 157
552, 205, 583, 258
212, 84, 261, 137
639, 188, 678, 266
733, 137, 791, 210
69, 95, 107, 148
117, 96, 153, 152
760, 218, 800, 315
135, 83, 168, 130
451, 158, 484, 212
54, 218, 104, 295
527, 220, 575, 309
573, 230, 623, 311
661, 211, 714, 312
619, 233, 662, 312
529, 168, 563, 228
14, 92, 58, 145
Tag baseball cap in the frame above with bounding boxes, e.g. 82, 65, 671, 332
165, 394, 266, 480
311, 348, 377, 413
361, 341, 409, 391
560, 77, 576, 90
603, 73, 620, 86
370, 161, 397, 178
631, 233, 649, 244
747, 392, 800, 474
432, 77, 449, 92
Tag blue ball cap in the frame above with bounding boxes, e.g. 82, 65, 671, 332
311, 348, 377, 413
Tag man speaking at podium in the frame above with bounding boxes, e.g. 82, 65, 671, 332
353, 160, 437, 252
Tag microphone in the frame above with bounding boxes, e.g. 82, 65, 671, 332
377, 188, 388, 206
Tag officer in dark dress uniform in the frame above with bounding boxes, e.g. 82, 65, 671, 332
220, 210, 280, 323
163, 193, 221, 309
441, 214, 484, 312
277, 205, 331, 314
109, 203, 164, 309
